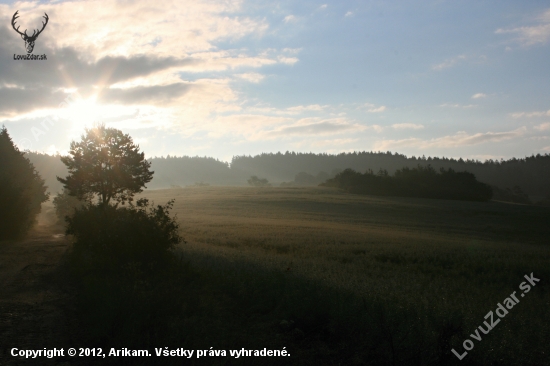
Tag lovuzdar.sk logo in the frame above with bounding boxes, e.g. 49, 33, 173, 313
12, 10, 48, 60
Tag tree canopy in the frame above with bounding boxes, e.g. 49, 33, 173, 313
0, 126, 49, 239
321, 165, 493, 202
57, 124, 153, 206
247, 175, 271, 187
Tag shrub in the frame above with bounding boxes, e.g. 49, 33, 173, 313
248, 175, 271, 187
491, 185, 532, 204
52, 188, 87, 224
66, 198, 183, 272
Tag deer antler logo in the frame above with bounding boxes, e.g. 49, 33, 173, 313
12, 10, 49, 54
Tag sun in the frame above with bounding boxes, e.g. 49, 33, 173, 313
61, 97, 100, 135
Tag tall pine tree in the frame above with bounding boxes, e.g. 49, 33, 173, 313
0, 126, 49, 239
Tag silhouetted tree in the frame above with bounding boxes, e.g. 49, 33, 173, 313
57, 124, 153, 206
248, 175, 271, 187
0, 126, 49, 239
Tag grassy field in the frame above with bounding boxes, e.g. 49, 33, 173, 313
58, 186, 550, 365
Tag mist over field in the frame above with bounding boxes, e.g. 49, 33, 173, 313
1, 1, 550, 365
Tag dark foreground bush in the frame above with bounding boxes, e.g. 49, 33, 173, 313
62, 198, 192, 359
67, 198, 183, 272
321, 165, 493, 201
53, 188, 87, 224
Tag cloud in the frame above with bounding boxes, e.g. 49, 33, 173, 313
496, 10, 550, 46
277, 55, 299, 65
360, 103, 387, 113
0, 0, 301, 129
440, 103, 476, 109
372, 128, 526, 150
391, 123, 424, 130
432, 55, 466, 70
26, 0, 269, 59
535, 122, 550, 131
318, 4, 328, 11
496, 25, 550, 46
245, 104, 328, 116
510, 110, 550, 118
210, 114, 291, 136
282, 48, 302, 54
286, 104, 327, 113
235, 73, 265, 83
345, 11, 354, 17
99, 83, 193, 104
0, 3, 292, 84
0, 28, 195, 90
252, 118, 368, 140
283, 15, 297, 23
368, 106, 386, 113
471, 93, 486, 99
310, 138, 359, 148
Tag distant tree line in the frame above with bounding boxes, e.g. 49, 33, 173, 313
25, 150, 550, 201
321, 166, 493, 202
230, 151, 550, 199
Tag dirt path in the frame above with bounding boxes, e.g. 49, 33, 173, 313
0, 203, 72, 365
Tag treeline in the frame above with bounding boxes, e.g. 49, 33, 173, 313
230, 152, 550, 198
146, 155, 239, 189
24, 151, 550, 200
321, 166, 493, 202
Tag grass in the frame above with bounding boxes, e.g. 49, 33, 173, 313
65, 186, 550, 365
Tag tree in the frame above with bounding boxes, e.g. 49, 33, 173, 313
0, 126, 49, 239
57, 124, 153, 206
247, 175, 271, 187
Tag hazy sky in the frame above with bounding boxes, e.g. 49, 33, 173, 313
1, 0, 549, 162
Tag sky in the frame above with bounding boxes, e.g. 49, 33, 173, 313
1, 0, 550, 162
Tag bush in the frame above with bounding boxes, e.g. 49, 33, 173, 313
248, 175, 271, 187
66, 199, 189, 350
67, 198, 183, 272
491, 185, 532, 204
53, 188, 87, 224
0, 127, 49, 239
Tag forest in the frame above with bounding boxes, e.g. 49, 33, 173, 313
320, 166, 494, 201
26, 150, 550, 203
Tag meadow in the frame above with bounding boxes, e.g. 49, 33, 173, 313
66, 186, 550, 365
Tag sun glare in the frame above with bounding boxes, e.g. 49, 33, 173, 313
61, 97, 100, 136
